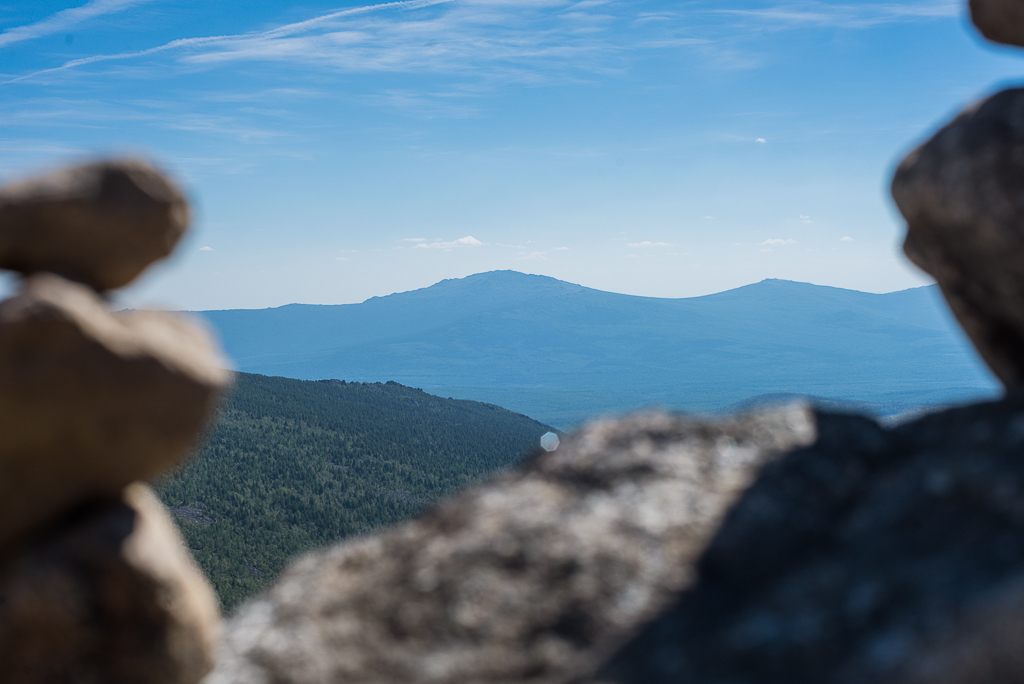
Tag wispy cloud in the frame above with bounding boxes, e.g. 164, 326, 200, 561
3, 0, 960, 91
0, 0, 153, 50
841, 236, 854, 241
628, 240, 673, 247
198, 245, 213, 251
401, 237, 427, 242
712, 1, 958, 30
416, 235, 484, 249
761, 238, 796, 245
5, 0, 457, 84
5, 0, 707, 87
516, 251, 547, 260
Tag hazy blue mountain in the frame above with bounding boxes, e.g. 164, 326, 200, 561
195, 271, 1000, 429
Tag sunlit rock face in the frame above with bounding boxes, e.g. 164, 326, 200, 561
205, 406, 816, 684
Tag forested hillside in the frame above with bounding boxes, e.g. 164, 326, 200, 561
155, 372, 555, 609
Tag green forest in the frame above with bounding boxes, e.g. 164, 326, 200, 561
155, 372, 556, 610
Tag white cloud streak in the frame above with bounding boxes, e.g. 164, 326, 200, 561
2, 0, 956, 93
760, 238, 796, 245
5, 0, 459, 84
4, 0, 700, 86
712, 1, 959, 29
628, 240, 673, 247
0, 0, 153, 50
416, 235, 484, 249
516, 251, 547, 260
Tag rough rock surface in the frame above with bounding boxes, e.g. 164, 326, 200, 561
892, 87, 1024, 387
970, 0, 1024, 48
0, 159, 189, 291
596, 393, 1024, 684
0, 272, 230, 551
203, 406, 816, 684
0, 483, 221, 684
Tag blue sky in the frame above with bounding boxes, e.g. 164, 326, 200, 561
1, 0, 1022, 310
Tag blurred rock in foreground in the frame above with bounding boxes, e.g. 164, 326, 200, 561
204, 406, 816, 684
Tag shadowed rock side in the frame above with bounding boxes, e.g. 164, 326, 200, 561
0, 484, 221, 684
892, 88, 1024, 387
970, 0, 1024, 47
203, 405, 816, 684
596, 393, 1024, 684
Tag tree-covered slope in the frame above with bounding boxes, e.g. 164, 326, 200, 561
155, 372, 555, 609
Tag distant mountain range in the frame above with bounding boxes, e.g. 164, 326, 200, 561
194, 271, 1000, 429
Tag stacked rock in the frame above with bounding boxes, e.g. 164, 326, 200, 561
0, 160, 229, 684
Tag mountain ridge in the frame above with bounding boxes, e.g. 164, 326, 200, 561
194, 271, 999, 428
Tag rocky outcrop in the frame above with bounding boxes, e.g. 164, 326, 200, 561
204, 407, 815, 684
892, 88, 1024, 387
0, 484, 221, 684
595, 395, 1024, 683
0, 159, 189, 291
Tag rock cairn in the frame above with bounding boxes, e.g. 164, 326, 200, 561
0, 160, 229, 684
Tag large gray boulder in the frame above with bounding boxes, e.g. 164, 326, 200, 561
0, 159, 189, 291
892, 87, 1024, 387
0, 483, 221, 684
596, 393, 1024, 684
204, 406, 816, 684
0, 272, 229, 551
